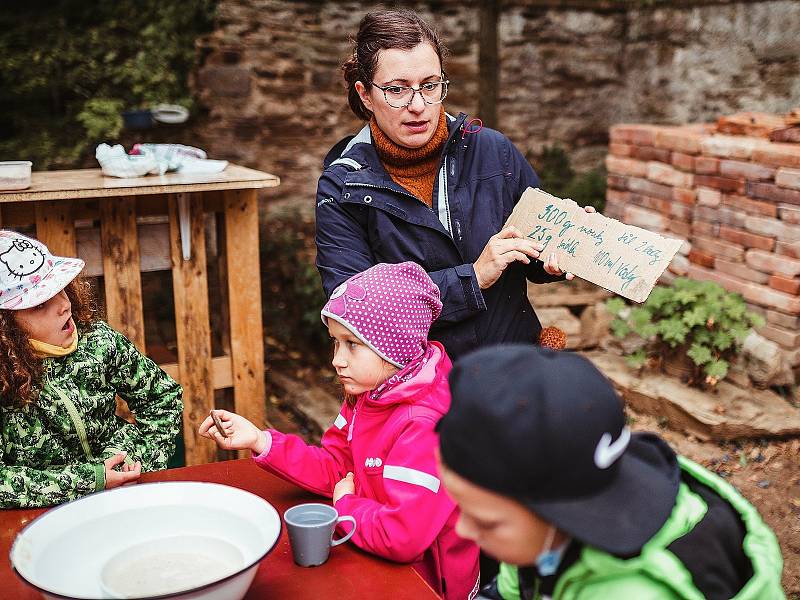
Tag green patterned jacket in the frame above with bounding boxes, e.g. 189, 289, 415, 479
0, 321, 183, 508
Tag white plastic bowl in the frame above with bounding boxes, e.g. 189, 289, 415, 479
0, 160, 32, 190
10, 481, 281, 600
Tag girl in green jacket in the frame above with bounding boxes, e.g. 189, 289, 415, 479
0, 230, 183, 508
437, 345, 785, 600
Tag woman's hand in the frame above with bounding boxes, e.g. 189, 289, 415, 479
474, 226, 545, 289
198, 409, 269, 454
104, 453, 141, 489
542, 205, 598, 280
333, 472, 355, 503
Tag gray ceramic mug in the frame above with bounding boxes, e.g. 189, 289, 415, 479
283, 503, 357, 567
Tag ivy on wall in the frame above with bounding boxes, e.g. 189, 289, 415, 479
0, 0, 216, 169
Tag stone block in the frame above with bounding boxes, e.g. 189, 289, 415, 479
700, 135, 764, 160
745, 249, 800, 277
718, 226, 775, 251
719, 160, 776, 181
609, 124, 658, 146
696, 187, 721, 207
647, 161, 693, 188
766, 309, 800, 329
752, 143, 800, 169
692, 235, 744, 262
778, 203, 800, 224
669, 201, 693, 221
622, 205, 667, 231
686, 263, 800, 314
672, 187, 696, 205
606, 155, 648, 178
669, 220, 691, 237
721, 194, 777, 218
746, 181, 800, 206
715, 258, 770, 284
668, 253, 689, 276
776, 167, 800, 190
688, 249, 715, 268
578, 302, 614, 349
757, 324, 800, 348
694, 156, 720, 175
741, 332, 796, 387
630, 145, 671, 163
694, 174, 745, 194
609, 143, 634, 157
627, 177, 673, 201
654, 128, 702, 155
670, 152, 695, 172
768, 274, 800, 296
198, 66, 252, 97
692, 221, 720, 238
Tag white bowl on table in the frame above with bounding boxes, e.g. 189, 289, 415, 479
10, 482, 281, 600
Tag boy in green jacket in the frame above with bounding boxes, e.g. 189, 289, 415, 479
0, 230, 183, 508
437, 345, 784, 600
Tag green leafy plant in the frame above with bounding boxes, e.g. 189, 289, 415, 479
605, 278, 765, 387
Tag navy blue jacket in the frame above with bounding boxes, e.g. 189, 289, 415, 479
315, 112, 562, 359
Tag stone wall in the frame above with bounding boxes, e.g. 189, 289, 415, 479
604, 116, 800, 381
192, 0, 800, 211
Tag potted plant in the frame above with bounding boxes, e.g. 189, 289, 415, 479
605, 277, 764, 387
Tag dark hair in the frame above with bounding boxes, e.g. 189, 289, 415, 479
0, 277, 98, 407
342, 10, 449, 121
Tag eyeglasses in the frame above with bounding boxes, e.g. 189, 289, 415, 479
371, 80, 449, 109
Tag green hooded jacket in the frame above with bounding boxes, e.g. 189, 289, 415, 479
0, 321, 183, 508
497, 457, 784, 600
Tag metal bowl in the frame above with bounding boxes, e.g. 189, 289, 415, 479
10, 481, 281, 599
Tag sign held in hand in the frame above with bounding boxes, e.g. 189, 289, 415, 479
505, 188, 682, 303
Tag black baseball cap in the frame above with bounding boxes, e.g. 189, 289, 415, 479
438, 345, 680, 556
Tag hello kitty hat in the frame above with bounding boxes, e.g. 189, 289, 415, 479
0, 230, 85, 310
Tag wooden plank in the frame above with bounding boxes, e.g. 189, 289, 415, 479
35, 201, 76, 256
160, 355, 234, 390
224, 189, 267, 435
0, 165, 279, 203
77, 223, 171, 277
99, 197, 145, 351
169, 192, 216, 465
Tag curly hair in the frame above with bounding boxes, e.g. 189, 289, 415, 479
0, 278, 98, 408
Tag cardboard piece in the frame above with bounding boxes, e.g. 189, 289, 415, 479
505, 188, 682, 303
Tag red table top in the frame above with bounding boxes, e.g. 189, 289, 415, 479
1, 459, 438, 599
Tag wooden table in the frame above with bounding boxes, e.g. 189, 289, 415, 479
0, 459, 438, 599
0, 166, 279, 465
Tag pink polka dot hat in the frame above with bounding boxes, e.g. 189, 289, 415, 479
321, 262, 443, 368
0, 230, 85, 310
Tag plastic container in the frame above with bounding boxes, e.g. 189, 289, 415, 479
0, 161, 32, 191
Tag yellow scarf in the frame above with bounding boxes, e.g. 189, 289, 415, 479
29, 327, 78, 358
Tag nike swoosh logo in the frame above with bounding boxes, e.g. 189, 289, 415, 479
593, 427, 631, 469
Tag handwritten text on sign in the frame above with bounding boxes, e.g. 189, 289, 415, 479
505, 188, 683, 303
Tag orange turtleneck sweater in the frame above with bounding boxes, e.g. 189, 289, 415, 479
370, 109, 448, 207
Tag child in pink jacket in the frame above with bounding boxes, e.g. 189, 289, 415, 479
200, 262, 479, 599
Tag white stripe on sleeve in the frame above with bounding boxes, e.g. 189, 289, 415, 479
383, 465, 441, 493
334, 414, 347, 429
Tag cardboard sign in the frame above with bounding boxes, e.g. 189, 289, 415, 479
505, 188, 683, 303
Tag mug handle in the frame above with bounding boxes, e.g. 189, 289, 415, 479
330, 515, 356, 547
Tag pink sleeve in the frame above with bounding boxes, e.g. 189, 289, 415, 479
334, 417, 455, 563
253, 403, 354, 498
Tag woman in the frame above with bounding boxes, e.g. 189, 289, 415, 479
315, 9, 589, 360
437, 345, 784, 600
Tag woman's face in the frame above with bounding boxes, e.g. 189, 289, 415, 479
14, 289, 75, 347
439, 456, 561, 566
356, 43, 444, 149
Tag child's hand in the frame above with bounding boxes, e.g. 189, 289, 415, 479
198, 409, 269, 454
104, 452, 141, 489
333, 472, 355, 503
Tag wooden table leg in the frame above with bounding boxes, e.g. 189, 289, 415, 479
99, 197, 145, 352
35, 201, 76, 256
170, 193, 216, 465
223, 190, 267, 436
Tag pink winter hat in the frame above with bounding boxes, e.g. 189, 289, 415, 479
321, 262, 442, 368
